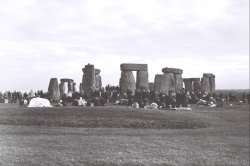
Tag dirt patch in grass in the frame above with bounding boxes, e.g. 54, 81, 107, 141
0, 105, 210, 129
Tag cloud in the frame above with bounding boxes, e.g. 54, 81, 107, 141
0, 0, 248, 91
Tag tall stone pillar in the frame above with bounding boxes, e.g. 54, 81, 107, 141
48, 78, 60, 101
203, 73, 215, 93
136, 70, 149, 90
84, 64, 96, 95
162, 67, 183, 92
59, 81, 68, 98
82, 68, 85, 90
154, 74, 164, 94
120, 70, 136, 95
192, 78, 201, 92
95, 69, 102, 90
201, 77, 210, 93
73, 82, 76, 92
174, 73, 183, 91
120, 63, 148, 95
183, 78, 193, 92
149, 82, 154, 91
162, 73, 176, 94
209, 76, 215, 93
79, 83, 84, 94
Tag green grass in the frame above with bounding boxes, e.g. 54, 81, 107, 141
0, 103, 249, 165
0, 105, 209, 129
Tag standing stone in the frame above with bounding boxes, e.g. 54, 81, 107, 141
149, 82, 154, 91
183, 79, 193, 92
201, 77, 210, 93
120, 71, 136, 95
84, 64, 96, 95
72, 82, 76, 92
192, 78, 201, 92
95, 69, 102, 90
59, 82, 68, 98
48, 78, 60, 101
162, 73, 176, 94
67, 81, 74, 92
82, 68, 85, 89
136, 71, 149, 90
209, 76, 215, 93
162, 67, 183, 92
175, 74, 183, 91
154, 74, 164, 94
79, 83, 84, 94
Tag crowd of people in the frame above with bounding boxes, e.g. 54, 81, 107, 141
0, 86, 249, 109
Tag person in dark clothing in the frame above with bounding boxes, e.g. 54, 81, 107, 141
126, 89, 134, 107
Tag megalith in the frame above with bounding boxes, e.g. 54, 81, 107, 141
209, 76, 215, 93
79, 83, 84, 94
154, 74, 164, 94
162, 67, 183, 92
83, 64, 96, 95
149, 82, 154, 91
59, 81, 68, 98
120, 70, 136, 95
136, 70, 149, 90
201, 77, 210, 93
48, 78, 60, 101
73, 82, 76, 92
162, 73, 176, 93
201, 73, 215, 93
192, 78, 201, 92
95, 69, 102, 90
183, 78, 193, 92
61, 78, 74, 92
120, 63, 148, 95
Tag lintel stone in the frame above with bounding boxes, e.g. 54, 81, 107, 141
162, 67, 183, 74
120, 63, 148, 71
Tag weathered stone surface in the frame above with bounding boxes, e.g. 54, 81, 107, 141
209, 77, 215, 93
82, 74, 85, 89
48, 78, 60, 101
162, 67, 183, 74
201, 77, 210, 93
73, 82, 76, 92
175, 74, 183, 91
120, 63, 148, 71
95, 74, 102, 90
68, 82, 74, 92
193, 78, 201, 92
183, 78, 193, 92
83, 64, 96, 95
136, 71, 149, 90
79, 83, 84, 94
60, 78, 74, 83
59, 82, 68, 97
120, 71, 136, 95
149, 82, 154, 91
82, 68, 101, 75
162, 73, 176, 94
95, 69, 101, 75
154, 74, 164, 94
203, 73, 215, 78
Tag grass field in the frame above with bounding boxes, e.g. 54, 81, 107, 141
0, 103, 249, 165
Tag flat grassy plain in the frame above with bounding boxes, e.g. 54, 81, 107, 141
0, 103, 249, 166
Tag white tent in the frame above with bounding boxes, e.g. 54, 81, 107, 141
28, 97, 52, 107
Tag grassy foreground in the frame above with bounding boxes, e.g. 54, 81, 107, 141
0, 103, 249, 165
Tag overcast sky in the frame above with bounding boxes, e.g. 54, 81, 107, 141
0, 0, 249, 92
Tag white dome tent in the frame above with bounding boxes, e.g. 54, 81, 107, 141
28, 97, 52, 107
